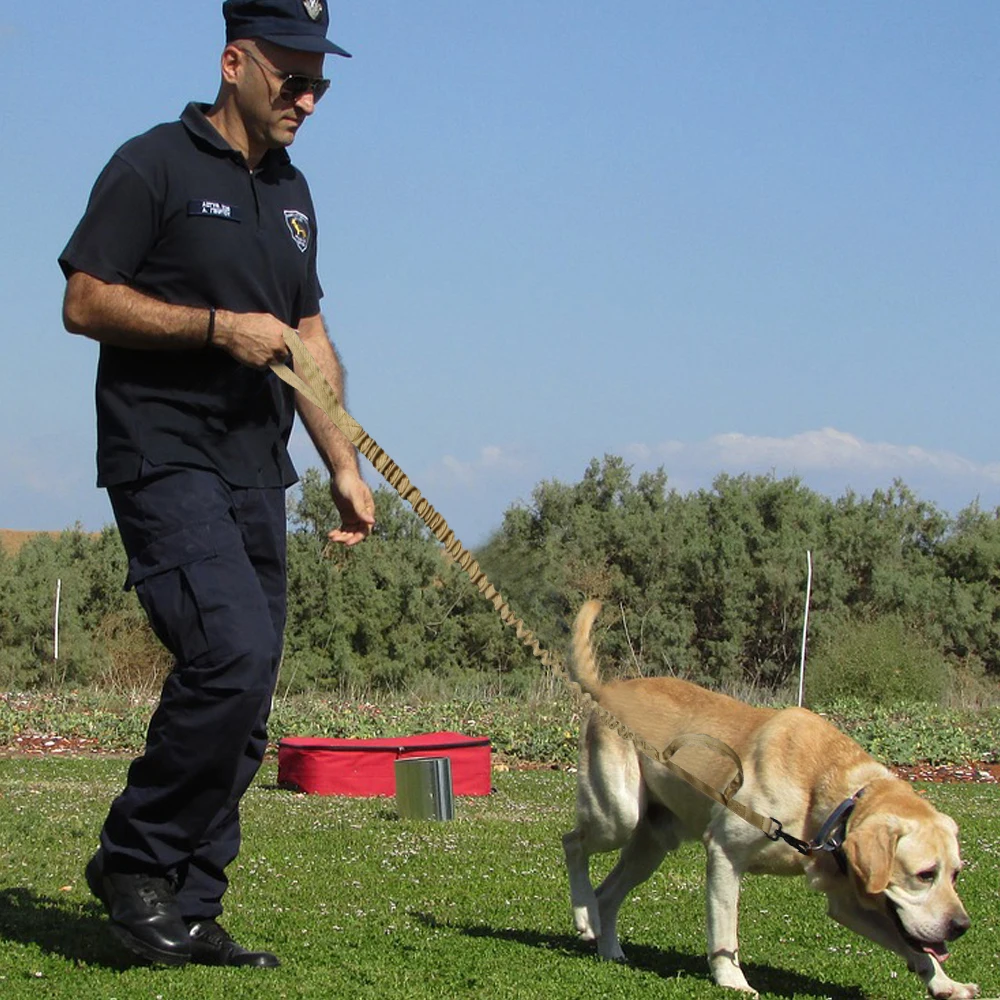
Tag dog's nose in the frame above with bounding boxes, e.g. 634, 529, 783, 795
947, 913, 971, 939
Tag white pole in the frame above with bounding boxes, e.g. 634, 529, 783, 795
797, 552, 812, 707
54, 578, 62, 662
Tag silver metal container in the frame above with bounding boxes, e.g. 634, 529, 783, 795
394, 756, 455, 821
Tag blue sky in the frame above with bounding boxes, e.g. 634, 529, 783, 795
3, 2, 999, 546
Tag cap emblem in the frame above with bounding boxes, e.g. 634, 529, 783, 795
302, 0, 323, 21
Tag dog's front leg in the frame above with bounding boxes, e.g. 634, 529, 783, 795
705, 839, 757, 995
826, 897, 980, 1000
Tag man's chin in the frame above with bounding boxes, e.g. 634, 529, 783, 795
267, 125, 299, 149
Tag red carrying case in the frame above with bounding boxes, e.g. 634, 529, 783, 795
276, 731, 492, 797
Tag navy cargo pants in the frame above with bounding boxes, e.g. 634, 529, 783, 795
102, 465, 286, 922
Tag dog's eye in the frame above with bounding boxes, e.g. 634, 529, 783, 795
917, 868, 937, 883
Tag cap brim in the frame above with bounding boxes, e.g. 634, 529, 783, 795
258, 32, 351, 57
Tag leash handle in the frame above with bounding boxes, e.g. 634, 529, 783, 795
270, 331, 780, 841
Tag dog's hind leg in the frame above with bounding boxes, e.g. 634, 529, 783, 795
592, 807, 681, 962
563, 782, 644, 943
562, 827, 602, 941
564, 732, 643, 944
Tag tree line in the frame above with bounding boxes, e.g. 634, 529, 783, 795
1, 456, 997, 703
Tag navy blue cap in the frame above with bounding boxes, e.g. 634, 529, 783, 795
223, 0, 351, 57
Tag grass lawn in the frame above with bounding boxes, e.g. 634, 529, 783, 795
0, 757, 996, 999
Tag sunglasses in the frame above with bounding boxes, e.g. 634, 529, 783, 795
239, 47, 331, 103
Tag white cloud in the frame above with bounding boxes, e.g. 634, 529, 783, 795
624, 428, 1000, 509
426, 445, 530, 490
0, 437, 87, 498
439, 454, 476, 488
221, 425, 1000, 541
628, 427, 1000, 479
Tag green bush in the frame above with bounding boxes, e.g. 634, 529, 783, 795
4, 463, 1000, 701
805, 615, 949, 707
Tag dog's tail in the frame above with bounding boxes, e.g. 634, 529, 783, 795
568, 600, 604, 701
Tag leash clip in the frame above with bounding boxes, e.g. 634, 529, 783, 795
766, 819, 813, 855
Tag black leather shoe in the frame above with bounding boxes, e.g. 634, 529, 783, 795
85, 850, 191, 966
187, 919, 280, 968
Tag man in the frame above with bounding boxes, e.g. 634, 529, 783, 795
59, 0, 374, 969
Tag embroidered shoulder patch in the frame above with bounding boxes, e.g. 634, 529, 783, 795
284, 210, 311, 253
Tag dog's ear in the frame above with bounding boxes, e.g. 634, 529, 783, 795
842, 819, 902, 895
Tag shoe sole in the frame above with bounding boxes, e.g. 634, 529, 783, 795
109, 921, 191, 967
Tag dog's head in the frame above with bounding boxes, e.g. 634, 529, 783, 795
841, 785, 970, 963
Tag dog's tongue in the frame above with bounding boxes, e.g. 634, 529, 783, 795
923, 943, 950, 963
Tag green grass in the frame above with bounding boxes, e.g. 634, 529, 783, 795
0, 758, 997, 999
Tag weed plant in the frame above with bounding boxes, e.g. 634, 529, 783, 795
1, 687, 997, 768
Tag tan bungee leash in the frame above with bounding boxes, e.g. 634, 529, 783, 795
271, 331, 824, 854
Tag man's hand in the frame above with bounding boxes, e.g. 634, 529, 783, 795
214, 310, 292, 369
328, 468, 375, 546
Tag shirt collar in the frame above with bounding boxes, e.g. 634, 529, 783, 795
180, 102, 292, 172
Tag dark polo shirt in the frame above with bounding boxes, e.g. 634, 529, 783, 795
59, 102, 323, 488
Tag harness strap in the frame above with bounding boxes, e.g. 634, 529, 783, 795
271, 333, 785, 840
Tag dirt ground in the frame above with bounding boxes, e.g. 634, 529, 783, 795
0, 529, 64, 555
0, 528, 102, 555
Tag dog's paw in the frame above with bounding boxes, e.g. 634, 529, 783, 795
711, 955, 758, 995
713, 981, 758, 997
929, 979, 979, 1000
718, 982, 758, 997
597, 939, 627, 963
572, 906, 598, 941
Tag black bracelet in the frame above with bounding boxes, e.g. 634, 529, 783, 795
206, 307, 216, 346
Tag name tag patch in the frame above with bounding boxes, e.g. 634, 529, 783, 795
187, 199, 242, 221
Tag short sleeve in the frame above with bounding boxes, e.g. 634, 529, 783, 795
301, 215, 323, 317
58, 154, 160, 284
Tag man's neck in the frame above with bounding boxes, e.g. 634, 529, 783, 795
204, 100, 266, 171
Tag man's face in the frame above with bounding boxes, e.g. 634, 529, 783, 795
231, 39, 326, 150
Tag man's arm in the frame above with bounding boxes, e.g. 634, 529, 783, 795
62, 271, 292, 369
295, 313, 375, 546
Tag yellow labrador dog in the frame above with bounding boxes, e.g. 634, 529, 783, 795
562, 601, 978, 999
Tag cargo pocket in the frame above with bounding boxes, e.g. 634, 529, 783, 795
128, 520, 230, 668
